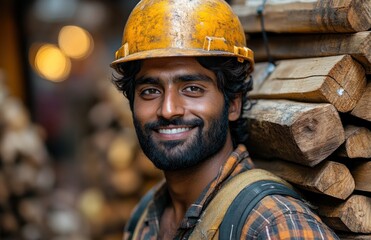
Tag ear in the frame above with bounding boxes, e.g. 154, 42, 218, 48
228, 94, 242, 121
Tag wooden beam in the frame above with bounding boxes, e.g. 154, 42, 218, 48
337, 125, 371, 158
232, 0, 371, 33
254, 158, 354, 200
250, 55, 366, 113
248, 31, 371, 74
245, 100, 345, 166
316, 195, 371, 233
351, 82, 371, 122
337, 234, 371, 240
350, 161, 371, 193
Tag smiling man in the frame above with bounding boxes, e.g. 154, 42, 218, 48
111, 0, 339, 239
133, 57, 234, 172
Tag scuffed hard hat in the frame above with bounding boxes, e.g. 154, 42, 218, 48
111, 0, 254, 71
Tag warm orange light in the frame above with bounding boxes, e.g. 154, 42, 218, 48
34, 44, 71, 82
58, 25, 93, 59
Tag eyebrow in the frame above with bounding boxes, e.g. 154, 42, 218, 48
135, 74, 214, 87
177, 74, 214, 83
135, 77, 159, 87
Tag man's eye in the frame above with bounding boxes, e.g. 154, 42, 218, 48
183, 86, 204, 93
141, 88, 160, 95
139, 88, 161, 99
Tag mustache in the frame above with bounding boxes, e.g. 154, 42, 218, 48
144, 117, 203, 130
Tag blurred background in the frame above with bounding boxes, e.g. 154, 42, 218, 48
2, 0, 369, 239
0, 0, 165, 239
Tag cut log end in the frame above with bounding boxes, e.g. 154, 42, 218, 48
319, 195, 371, 234
317, 161, 355, 200
292, 104, 345, 165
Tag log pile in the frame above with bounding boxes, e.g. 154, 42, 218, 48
0, 71, 49, 239
230, 0, 371, 238
0, 71, 103, 239
0, 71, 58, 239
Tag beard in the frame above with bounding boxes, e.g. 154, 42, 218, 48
133, 104, 229, 171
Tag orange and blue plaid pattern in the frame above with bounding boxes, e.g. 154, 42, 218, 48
243, 195, 339, 239
124, 145, 339, 240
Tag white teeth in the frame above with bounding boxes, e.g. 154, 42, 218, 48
158, 128, 191, 134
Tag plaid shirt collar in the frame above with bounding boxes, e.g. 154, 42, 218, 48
144, 145, 254, 238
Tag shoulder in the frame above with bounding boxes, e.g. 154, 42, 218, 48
123, 181, 165, 239
242, 194, 339, 239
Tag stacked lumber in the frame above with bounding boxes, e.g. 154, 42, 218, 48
0, 71, 56, 239
0, 71, 94, 239
232, 0, 371, 73
231, 0, 371, 238
76, 82, 163, 240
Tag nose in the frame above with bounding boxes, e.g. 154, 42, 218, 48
157, 89, 185, 120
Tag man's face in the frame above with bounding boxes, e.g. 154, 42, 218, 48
132, 57, 231, 171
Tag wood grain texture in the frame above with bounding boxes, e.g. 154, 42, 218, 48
338, 234, 371, 240
250, 55, 367, 112
245, 100, 345, 166
351, 161, 371, 192
232, 0, 371, 33
254, 158, 354, 199
351, 82, 371, 122
248, 31, 371, 74
317, 195, 371, 233
337, 125, 371, 158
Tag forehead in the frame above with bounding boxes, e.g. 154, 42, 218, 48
136, 57, 216, 81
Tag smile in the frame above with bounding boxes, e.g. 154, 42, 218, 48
158, 127, 192, 134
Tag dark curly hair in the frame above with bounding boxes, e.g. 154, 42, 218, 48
112, 57, 253, 147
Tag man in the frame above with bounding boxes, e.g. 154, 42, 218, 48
111, 0, 339, 239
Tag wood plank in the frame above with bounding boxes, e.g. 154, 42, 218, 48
250, 55, 366, 113
232, 0, 371, 33
337, 125, 371, 158
248, 31, 371, 74
245, 99, 345, 166
350, 161, 371, 193
316, 195, 371, 233
338, 234, 371, 240
254, 158, 354, 199
351, 82, 371, 122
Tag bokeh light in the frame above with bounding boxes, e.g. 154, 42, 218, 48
33, 44, 71, 82
35, 44, 71, 82
58, 25, 93, 59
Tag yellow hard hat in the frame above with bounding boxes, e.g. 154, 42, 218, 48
111, 0, 254, 70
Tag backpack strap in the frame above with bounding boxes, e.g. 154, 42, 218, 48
189, 168, 297, 240
219, 180, 302, 240
126, 169, 301, 240
125, 188, 155, 240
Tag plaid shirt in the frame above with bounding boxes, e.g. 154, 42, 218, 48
124, 145, 339, 240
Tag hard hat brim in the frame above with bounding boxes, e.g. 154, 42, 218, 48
110, 48, 254, 71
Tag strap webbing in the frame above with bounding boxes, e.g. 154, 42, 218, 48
126, 169, 301, 240
219, 180, 302, 240
189, 168, 294, 240
125, 188, 154, 240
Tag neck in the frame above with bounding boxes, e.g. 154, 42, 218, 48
163, 136, 235, 223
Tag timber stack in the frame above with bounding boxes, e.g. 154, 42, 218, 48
0, 71, 67, 239
230, 0, 370, 238
0, 71, 52, 239
0, 71, 98, 239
